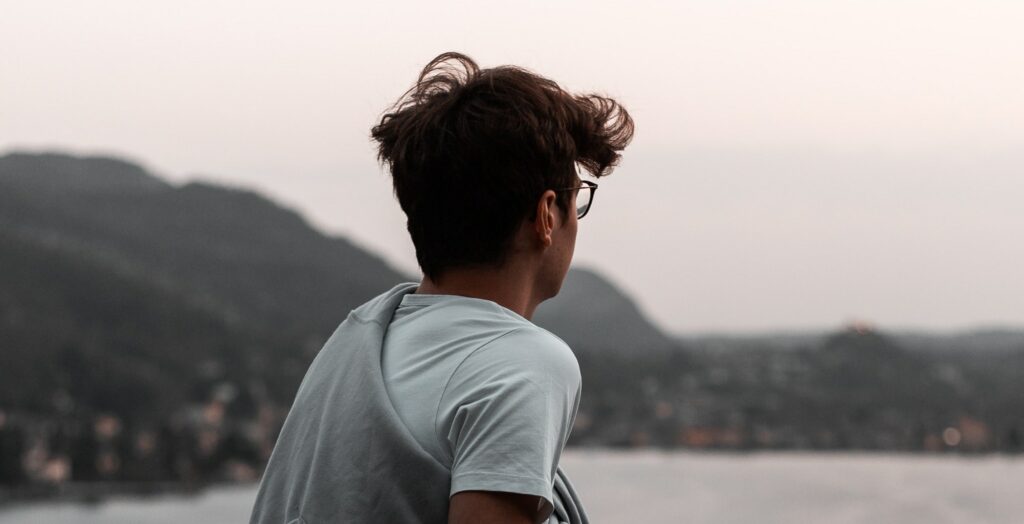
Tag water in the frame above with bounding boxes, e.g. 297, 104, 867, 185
1, 450, 1021, 523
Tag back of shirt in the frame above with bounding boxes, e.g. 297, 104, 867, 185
251, 284, 589, 524
382, 293, 583, 510
250, 283, 455, 524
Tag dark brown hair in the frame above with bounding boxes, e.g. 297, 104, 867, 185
371, 52, 633, 281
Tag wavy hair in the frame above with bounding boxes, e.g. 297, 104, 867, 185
371, 52, 634, 280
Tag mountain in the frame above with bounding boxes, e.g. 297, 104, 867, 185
534, 267, 676, 354
0, 226, 254, 419
895, 329, 1024, 354
0, 151, 413, 420
0, 153, 171, 195
0, 151, 674, 418
0, 152, 407, 344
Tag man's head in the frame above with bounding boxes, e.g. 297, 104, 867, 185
371, 52, 633, 283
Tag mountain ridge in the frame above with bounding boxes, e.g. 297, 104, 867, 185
0, 151, 676, 421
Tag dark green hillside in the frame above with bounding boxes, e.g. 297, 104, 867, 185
534, 267, 675, 354
0, 153, 170, 195
0, 151, 419, 445
0, 152, 677, 363
0, 228, 264, 419
0, 152, 422, 488
0, 152, 675, 424
0, 152, 408, 346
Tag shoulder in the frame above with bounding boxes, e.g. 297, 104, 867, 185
461, 325, 581, 390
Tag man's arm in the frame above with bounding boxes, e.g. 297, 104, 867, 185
441, 329, 581, 523
449, 491, 551, 524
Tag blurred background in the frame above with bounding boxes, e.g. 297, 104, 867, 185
1, 1, 1023, 522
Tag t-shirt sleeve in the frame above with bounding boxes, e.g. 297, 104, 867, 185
438, 327, 582, 504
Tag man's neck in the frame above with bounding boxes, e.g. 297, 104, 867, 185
416, 264, 542, 320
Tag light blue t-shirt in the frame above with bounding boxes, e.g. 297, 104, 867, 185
382, 293, 583, 506
250, 283, 588, 523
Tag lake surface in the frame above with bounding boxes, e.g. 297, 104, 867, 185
1, 450, 1021, 523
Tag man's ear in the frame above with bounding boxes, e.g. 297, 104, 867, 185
533, 190, 558, 248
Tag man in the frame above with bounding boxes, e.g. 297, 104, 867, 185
250, 52, 633, 524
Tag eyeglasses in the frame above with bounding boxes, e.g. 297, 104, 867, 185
555, 180, 598, 219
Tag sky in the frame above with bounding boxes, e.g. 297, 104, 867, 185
2, 0, 1023, 334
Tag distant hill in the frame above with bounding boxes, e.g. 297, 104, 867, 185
0, 153, 171, 195
0, 226, 255, 419
534, 267, 676, 353
0, 151, 675, 418
0, 152, 407, 343
0, 152, 414, 418
894, 329, 1024, 354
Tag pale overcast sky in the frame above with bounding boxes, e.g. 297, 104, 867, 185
2, 0, 1022, 334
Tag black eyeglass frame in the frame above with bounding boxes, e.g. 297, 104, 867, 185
554, 180, 598, 219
